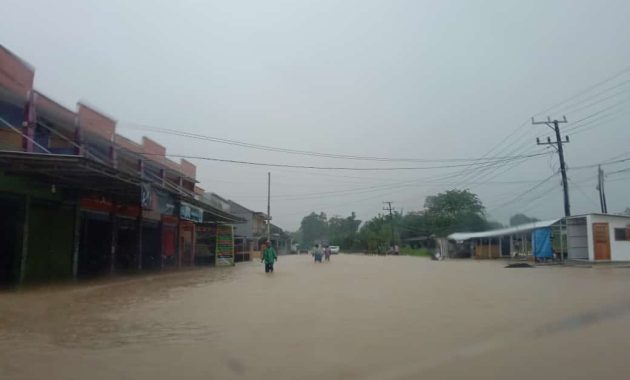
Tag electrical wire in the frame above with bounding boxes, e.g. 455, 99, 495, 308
130, 151, 549, 171
119, 121, 543, 164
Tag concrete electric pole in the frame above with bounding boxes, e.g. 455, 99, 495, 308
597, 165, 608, 214
533, 116, 571, 217
267, 172, 271, 244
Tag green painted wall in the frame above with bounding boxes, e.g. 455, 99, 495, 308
0, 172, 64, 201
23, 201, 75, 283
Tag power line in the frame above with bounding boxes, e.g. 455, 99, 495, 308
119, 122, 542, 164
565, 97, 630, 132
487, 172, 558, 212
532, 64, 630, 118
130, 151, 548, 171
561, 85, 630, 116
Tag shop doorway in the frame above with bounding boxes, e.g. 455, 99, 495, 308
0, 196, 22, 287
78, 212, 112, 277
141, 222, 161, 270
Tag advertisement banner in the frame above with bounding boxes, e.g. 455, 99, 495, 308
215, 225, 234, 266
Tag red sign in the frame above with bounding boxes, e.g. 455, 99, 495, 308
80, 197, 113, 213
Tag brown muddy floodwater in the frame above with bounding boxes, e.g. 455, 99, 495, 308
2, 254, 630, 379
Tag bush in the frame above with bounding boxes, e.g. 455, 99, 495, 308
400, 247, 432, 257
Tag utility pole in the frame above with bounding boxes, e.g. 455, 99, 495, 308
533, 116, 571, 217
267, 172, 271, 244
597, 165, 608, 213
383, 201, 395, 247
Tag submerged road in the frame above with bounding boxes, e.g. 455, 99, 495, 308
2, 254, 630, 379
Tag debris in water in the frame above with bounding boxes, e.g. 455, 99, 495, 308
505, 263, 534, 268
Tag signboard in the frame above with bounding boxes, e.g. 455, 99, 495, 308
141, 183, 153, 209
157, 190, 175, 215
215, 225, 234, 266
180, 202, 203, 223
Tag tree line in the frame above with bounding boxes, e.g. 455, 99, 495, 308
293, 189, 538, 251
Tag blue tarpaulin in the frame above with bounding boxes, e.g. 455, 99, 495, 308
532, 228, 553, 258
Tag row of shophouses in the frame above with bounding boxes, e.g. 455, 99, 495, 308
0, 44, 289, 288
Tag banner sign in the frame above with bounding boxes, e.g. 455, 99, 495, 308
215, 225, 234, 266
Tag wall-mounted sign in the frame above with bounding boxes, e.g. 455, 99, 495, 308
180, 202, 203, 223
141, 183, 153, 209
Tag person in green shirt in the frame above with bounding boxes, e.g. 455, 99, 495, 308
262, 241, 277, 273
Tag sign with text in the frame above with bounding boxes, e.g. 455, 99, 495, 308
215, 225, 234, 266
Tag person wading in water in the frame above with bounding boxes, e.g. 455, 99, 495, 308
261, 241, 277, 273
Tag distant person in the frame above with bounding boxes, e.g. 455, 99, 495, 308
324, 245, 331, 261
394, 244, 400, 255
313, 244, 323, 263
261, 241, 277, 273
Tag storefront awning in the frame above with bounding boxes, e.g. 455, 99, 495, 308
182, 196, 245, 224
448, 219, 561, 242
0, 151, 141, 202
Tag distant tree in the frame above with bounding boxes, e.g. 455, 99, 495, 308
328, 212, 362, 249
289, 230, 302, 244
299, 212, 328, 246
357, 214, 391, 252
400, 211, 430, 240
424, 189, 486, 236
486, 221, 505, 230
509, 213, 539, 226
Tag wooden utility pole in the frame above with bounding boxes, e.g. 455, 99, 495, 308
533, 116, 571, 216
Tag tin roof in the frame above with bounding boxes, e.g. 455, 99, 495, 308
448, 219, 561, 241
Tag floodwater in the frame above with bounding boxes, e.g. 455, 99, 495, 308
2, 255, 630, 379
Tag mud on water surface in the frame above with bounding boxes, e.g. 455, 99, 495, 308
2, 254, 630, 380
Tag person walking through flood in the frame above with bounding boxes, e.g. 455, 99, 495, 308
324, 245, 331, 262
313, 244, 323, 263
261, 241, 277, 273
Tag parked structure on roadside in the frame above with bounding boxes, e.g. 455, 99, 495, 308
566, 213, 630, 261
448, 219, 562, 259
447, 213, 630, 262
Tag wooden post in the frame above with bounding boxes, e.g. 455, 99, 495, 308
72, 204, 81, 279
19, 195, 31, 285
486, 237, 492, 258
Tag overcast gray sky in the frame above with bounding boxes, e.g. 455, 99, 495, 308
2, 0, 630, 230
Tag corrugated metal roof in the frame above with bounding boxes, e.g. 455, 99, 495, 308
448, 219, 561, 241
